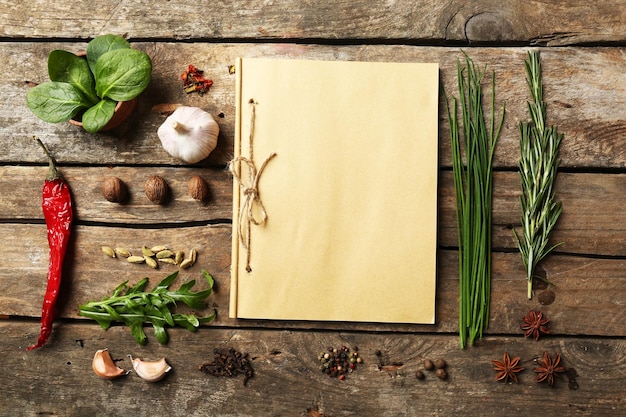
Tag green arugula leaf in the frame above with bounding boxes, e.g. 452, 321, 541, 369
78, 270, 216, 345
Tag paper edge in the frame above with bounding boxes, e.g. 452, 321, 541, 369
228, 57, 243, 318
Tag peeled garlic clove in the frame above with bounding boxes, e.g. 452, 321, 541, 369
129, 355, 172, 382
92, 349, 128, 380
157, 106, 219, 163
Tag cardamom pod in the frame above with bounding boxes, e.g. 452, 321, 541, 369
175, 251, 184, 265
151, 245, 168, 253
190, 248, 197, 263
142, 246, 155, 257
179, 259, 193, 269
158, 258, 177, 265
156, 250, 174, 259
101, 246, 116, 258
127, 256, 146, 264
144, 256, 159, 269
114, 247, 131, 258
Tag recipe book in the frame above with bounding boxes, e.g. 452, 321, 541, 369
230, 57, 439, 324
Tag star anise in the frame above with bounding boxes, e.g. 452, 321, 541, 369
534, 351, 566, 386
491, 352, 524, 383
520, 309, 550, 340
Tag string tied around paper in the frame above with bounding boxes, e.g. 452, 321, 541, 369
229, 99, 276, 272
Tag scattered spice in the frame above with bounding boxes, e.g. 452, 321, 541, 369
101, 244, 197, 269
199, 348, 254, 386
434, 359, 447, 369
181, 64, 213, 94
521, 309, 550, 341
423, 358, 435, 371
491, 352, 524, 383
435, 368, 448, 380
318, 346, 362, 380
27, 138, 74, 351
533, 351, 567, 386
415, 370, 425, 380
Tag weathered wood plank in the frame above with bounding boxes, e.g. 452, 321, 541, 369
0, 165, 233, 223
1, 0, 625, 45
2, 224, 624, 337
2, 43, 625, 169
3, 165, 625, 258
2, 322, 623, 417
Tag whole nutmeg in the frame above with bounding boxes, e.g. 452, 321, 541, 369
189, 175, 209, 202
434, 359, 447, 369
102, 176, 127, 203
145, 175, 169, 204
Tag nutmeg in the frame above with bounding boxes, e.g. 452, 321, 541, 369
145, 175, 169, 204
188, 175, 209, 202
102, 176, 127, 203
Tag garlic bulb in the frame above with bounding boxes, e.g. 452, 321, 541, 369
157, 106, 219, 163
129, 355, 172, 382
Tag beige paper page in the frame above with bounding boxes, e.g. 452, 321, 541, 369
230, 58, 439, 324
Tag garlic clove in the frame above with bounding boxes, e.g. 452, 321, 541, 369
92, 349, 128, 380
157, 106, 219, 164
129, 355, 172, 382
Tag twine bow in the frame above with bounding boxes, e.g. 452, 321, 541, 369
229, 99, 276, 272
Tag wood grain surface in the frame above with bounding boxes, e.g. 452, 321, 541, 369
1, 1, 625, 416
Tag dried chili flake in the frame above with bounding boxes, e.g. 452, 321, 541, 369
181, 64, 213, 94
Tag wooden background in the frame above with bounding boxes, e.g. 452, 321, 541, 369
1, 1, 625, 416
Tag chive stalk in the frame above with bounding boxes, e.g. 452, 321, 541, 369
446, 53, 504, 349
514, 51, 563, 299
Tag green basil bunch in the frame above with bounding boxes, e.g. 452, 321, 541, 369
26, 34, 152, 133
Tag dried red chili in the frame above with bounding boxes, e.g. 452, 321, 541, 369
27, 138, 74, 351
181, 64, 213, 94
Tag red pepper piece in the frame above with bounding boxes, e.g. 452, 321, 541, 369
27, 138, 74, 351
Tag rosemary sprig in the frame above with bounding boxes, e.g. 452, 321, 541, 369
78, 270, 216, 345
445, 53, 504, 349
514, 51, 563, 299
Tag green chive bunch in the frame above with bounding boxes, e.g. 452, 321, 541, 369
446, 53, 504, 349
514, 51, 563, 299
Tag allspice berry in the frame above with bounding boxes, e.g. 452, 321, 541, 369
434, 359, 447, 369
423, 359, 435, 371
435, 368, 448, 380
415, 370, 425, 380
188, 175, 209, 202
145, 175, 169, 204
102, 176, 127, 203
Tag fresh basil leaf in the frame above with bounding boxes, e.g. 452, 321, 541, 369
47, 50, 99, 105
26, 82, 89, 123
81, 98, 116, 133
86, 34, 130, 74
95, 49, 152, 102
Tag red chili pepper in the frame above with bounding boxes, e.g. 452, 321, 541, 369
27, 138, 74, 351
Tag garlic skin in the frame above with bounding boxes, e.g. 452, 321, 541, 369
92, 349, 128, 380
129, 355, 172, 382
157, 106, 219, 163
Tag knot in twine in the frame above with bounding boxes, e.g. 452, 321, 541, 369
229, 99, 276, 272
